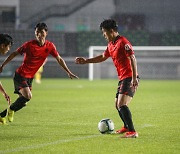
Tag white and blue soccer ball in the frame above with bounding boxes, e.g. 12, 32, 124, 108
98, 118, 114, 134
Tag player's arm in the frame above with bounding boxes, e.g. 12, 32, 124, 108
0, 51, 20, 73
129, 54, 139, 90
75, 54, 108, 64
55, 55, 79, 79
0, 82, 10, 105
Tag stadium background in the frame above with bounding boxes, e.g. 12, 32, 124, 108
0, 0, 180, 79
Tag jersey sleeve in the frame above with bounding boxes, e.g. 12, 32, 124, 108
123, 37, 134, 57
50, 42, 59, 57
103, 47, 110, 58
16, 42, 29, 55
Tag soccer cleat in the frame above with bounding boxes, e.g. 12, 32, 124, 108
8, 108, 14, 122
121, 131, 138, 138
116, 127, 128, 134
0, 116, 7, 125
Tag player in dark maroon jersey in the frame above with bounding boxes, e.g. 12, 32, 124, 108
75, 19, 139, 138
0, 23, 78, 124
0, 34, 13, 124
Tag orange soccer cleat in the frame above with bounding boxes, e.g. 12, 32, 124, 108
115, 127, 128, 134
121, 131, 138, 138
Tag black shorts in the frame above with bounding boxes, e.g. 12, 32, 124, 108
13, 72, 33, 94
115, 76, 140, 98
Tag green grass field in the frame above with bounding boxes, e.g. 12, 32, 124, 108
0, 79, 179, 154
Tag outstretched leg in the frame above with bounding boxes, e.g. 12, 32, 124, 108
8, 87, 32, 122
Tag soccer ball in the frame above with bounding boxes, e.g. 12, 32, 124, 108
98, 118, 114, 134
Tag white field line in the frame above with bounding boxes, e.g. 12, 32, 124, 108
0, 134, 101, 153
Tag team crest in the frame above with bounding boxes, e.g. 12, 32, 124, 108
125, 44, 131, 51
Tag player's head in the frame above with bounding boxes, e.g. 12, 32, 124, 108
35, 22, 48, 32
0, 33, 13, 55
100, 19, 118, 32
100, 19, 119, 42
34, 22, 48, 46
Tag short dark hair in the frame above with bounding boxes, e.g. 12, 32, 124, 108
100, 19, 118, 31
35, 22, 48, 31
0, 33, 13, 46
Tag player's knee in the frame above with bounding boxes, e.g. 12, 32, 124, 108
117, 100, 126, 109
23, 93, 32, 100
27, 94, 32, 100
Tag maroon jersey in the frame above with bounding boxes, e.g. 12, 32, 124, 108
16, 40, 59, 78
103, 36, 135, 80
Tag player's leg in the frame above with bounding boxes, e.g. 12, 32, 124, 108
0, 87, 32, 123
10, 87, 32, 111
117, 94, 134, 131
116, 77, 138, 138
7, 73, 33, 122
115, 80, 130, 134
115, 97, 128, 134
8, 88, 31, 122
117, 94, 138, 138
116, 94, 133, 134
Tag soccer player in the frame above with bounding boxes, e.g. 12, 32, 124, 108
0, 23, 78, 124
0, 34, 13, 124
75, 19, 139, 138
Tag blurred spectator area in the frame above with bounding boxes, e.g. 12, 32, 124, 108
0, 0, 180, 56
112, 13, 145, 31
0, 28, 180, 57
0, 0, 180, 32
0, 6, 16, 28
0, 0, 179, 80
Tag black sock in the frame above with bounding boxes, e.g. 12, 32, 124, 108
117, 110, 128, 128
0, 109, 8, 117
10, 96, 30, 112
119, 105, 135, 132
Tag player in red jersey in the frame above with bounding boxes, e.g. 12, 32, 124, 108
0, 23, 78, 124
75, 19, 139, 138
0, 34, 13, 124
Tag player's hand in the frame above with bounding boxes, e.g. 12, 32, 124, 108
3, 93, 11, 106
68, 72, 79, 79
75, 57, 87, 64
130, 78, 139, 92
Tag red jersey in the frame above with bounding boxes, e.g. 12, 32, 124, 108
16, 40, 59, 78
104, 36, 135, 80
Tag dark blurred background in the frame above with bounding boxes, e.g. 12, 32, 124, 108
0, 0, 180, 79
